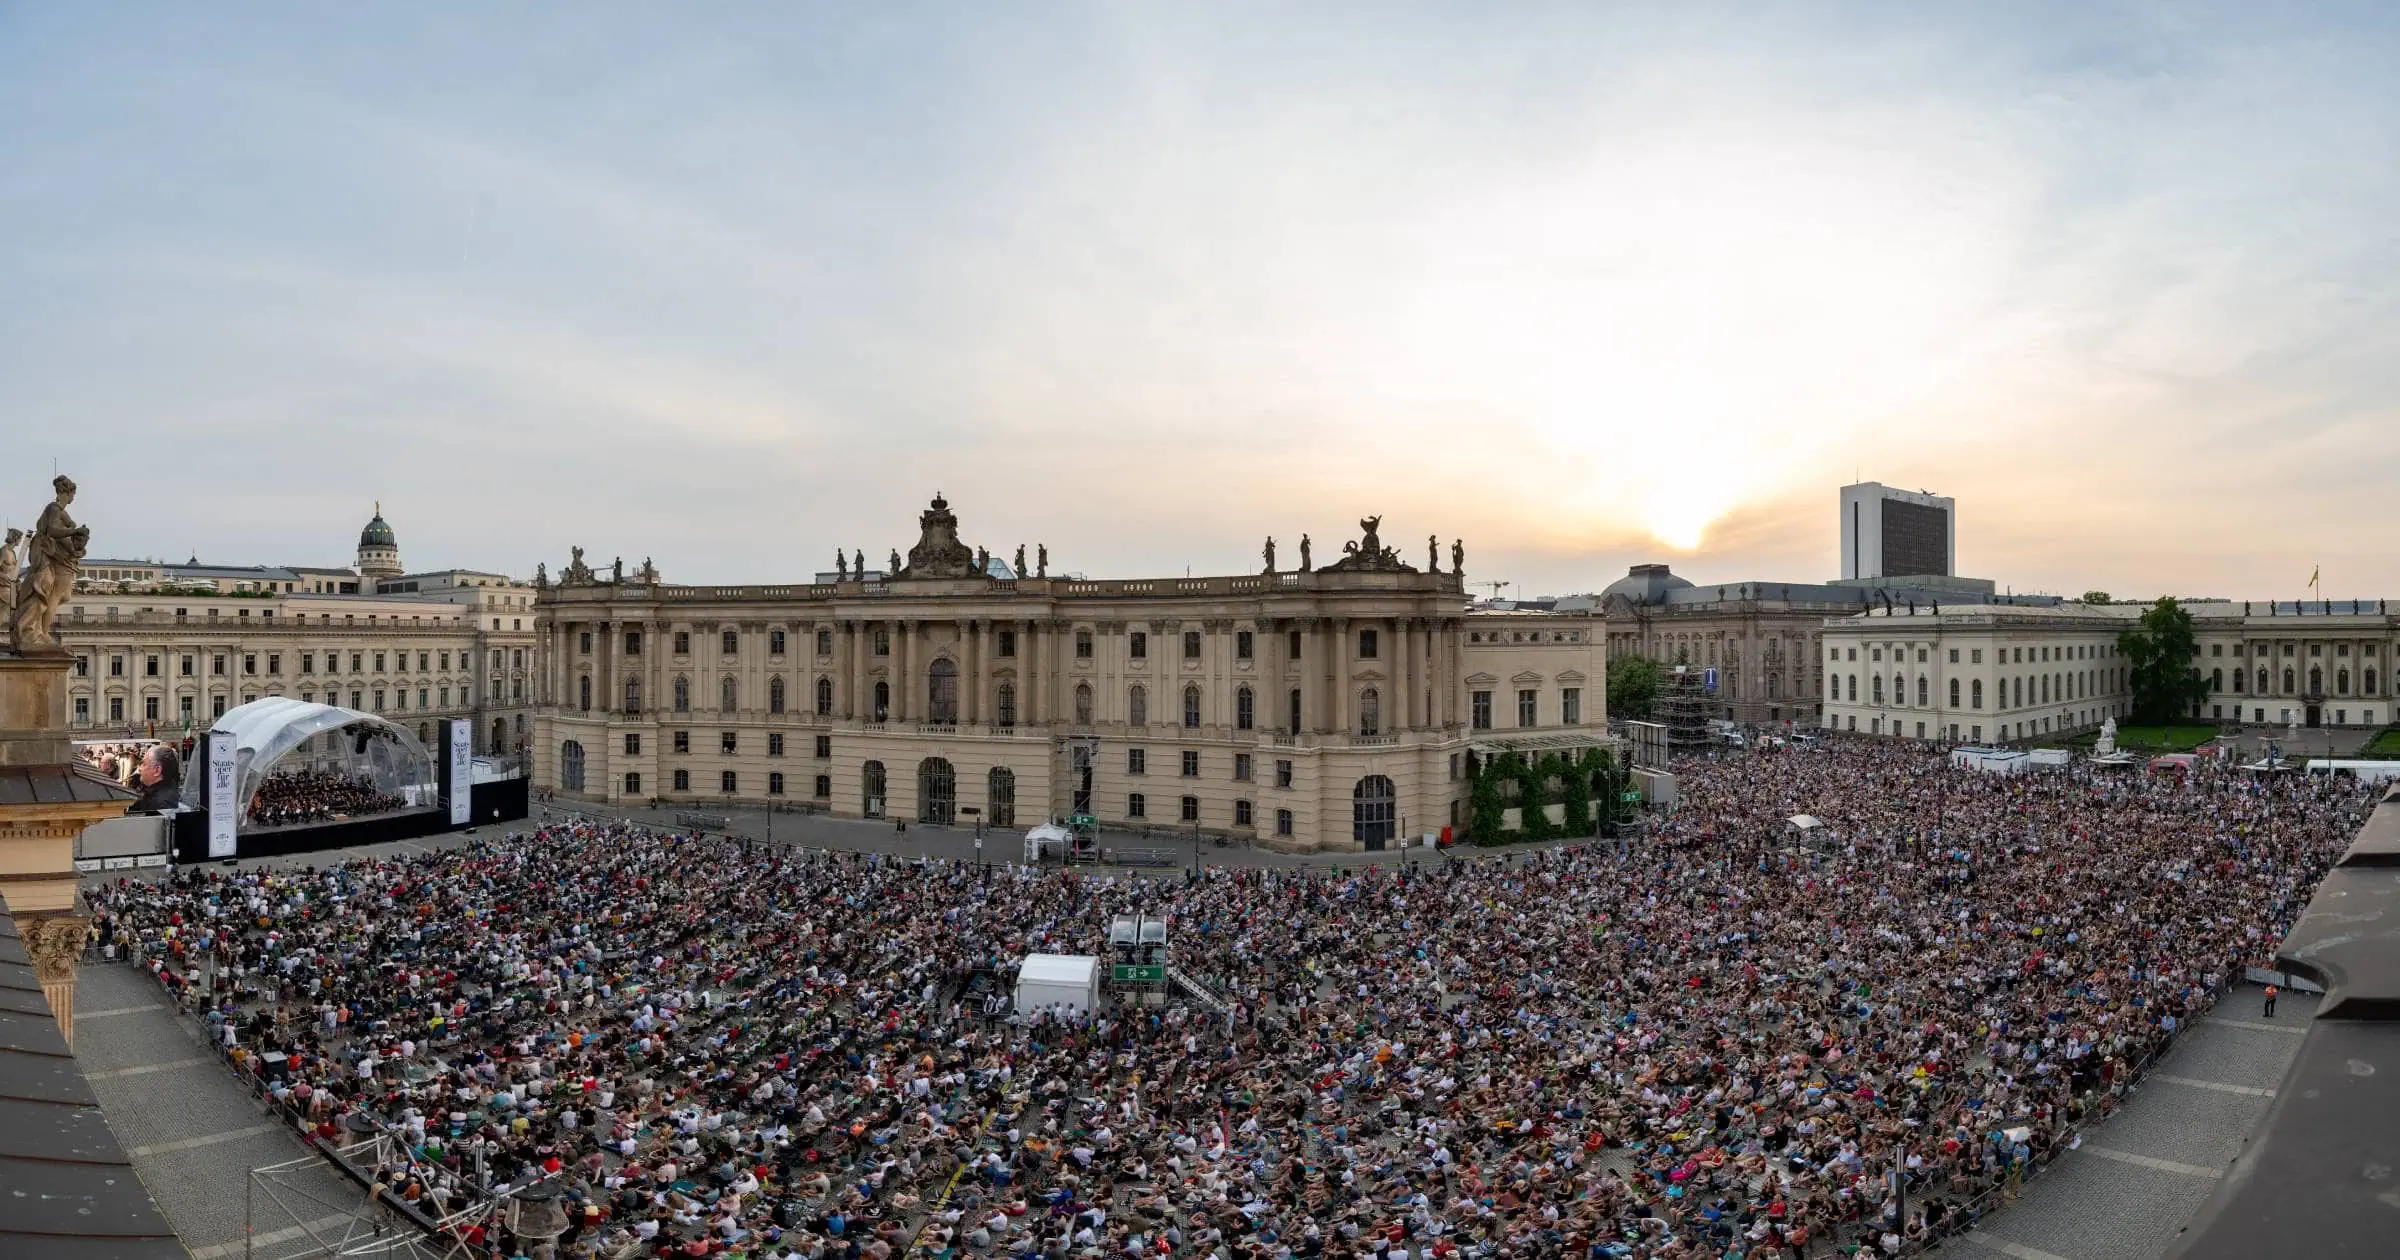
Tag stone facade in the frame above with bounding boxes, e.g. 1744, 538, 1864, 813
531, 497, 1606, 851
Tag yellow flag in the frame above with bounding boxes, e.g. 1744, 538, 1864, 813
2308, 566, 2320, 589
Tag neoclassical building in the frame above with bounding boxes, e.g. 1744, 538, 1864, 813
532, 496, 1607, 850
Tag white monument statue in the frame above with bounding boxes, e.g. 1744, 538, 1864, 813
2093, 717, 2117, 757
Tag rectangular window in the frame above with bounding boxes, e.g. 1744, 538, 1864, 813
1287, 629, 1302, 659
1128, 793, 1147, 818
440, 651, 451, 670
1234, 752, 1253, 781
1970, 649, 1983, 664
1130, 631, 1148, 659
372, 689, 385, 710
1181, 750, 1200, 777
1561, 687, 1581, 725
674, 769, 690, 791
1358, 628, 1378, 659
814, 735, 831, 758
1236, 630, 1253, 659
625, 629, 642, 655
1275, 759, 1293, 789
1276, 808, 1293, 836
74, 696, 89, 722
874, 630, 890, 656
75, 655, 88, 677
720, 629, 739, 655
674, 730, 690, 754
374, 652, 386, 672
674, 631, 691, 655
1517, 688, 1538, 727
345, 690, 358, 710
816, 629, 832, 656
299, 652, 313, 674
1472, 690, 1493, 729
1183, 630, 1201, 659
997, 629, 1016, 657
1449, 752, 1461, 780
768, 772, 786, 795
1128, 748, 1147, 775
1180, 795, 1199, 822
769, 630, 786, 655
417, 688, 428, 709
625, 773, 642, 795
625, 733, 642, 755
814, 774, 831, 798
144, 654, 159, 677
721, 731, 738, 754
768, 733, 785, 756
1235, 799, 1253, 827
721, 770, 737, 793
1076, 630, 1094, 659
144, 695, 160, 721
183, 655, 196, 676
579, 632, 592, 654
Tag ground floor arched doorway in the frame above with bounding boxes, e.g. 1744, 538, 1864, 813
918, 757, 956, 825
1353, 774, 1396, 850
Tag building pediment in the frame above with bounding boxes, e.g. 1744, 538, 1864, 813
1556, 669, 1587, 684
1511, 670, 1545, 685
1464, 671, 1500, 686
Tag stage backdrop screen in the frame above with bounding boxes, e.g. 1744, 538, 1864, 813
447, 720, 472, 825
206, 729, 238, 858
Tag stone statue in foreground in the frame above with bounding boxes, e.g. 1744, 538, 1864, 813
9, 475, 89, 656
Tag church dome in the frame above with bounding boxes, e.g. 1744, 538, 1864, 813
1599, 563, 1693, 606
359, 507, 396, 549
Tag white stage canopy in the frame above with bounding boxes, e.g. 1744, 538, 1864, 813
182, 697, 438, 823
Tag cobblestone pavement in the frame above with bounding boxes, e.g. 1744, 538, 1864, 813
72, 962, 406, 1260
1932, 986, 2315, 1260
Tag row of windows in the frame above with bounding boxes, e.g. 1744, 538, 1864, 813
594, 626, 1411, 664
76, 647, 523, 679
1466, 687, 1584, 730
1832, 671, 2117, 710
2212, 666, 2377, 696
2210, 641, 2380, 658
70, 681, 496, 724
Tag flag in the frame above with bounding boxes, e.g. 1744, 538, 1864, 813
2308, 566, 2320, 589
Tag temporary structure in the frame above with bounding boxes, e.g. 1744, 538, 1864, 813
1013, 954, 1100, 1016
1022, 822, 1073, 864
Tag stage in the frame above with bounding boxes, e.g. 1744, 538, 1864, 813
171, 777, 528, 862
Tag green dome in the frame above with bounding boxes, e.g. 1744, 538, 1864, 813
359, 507, 396, 549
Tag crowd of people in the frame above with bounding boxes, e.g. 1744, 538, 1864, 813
246, 767, 405, 828
87, 740, 2370, 1260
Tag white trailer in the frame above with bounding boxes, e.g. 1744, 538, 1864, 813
1013, 953, 1101, 1016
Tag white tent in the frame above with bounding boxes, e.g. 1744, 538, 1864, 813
1014, 953, 1100, 1016
1786, 815, 1824, 832
1023, 822, 1073, 864
181, 696, 436, 821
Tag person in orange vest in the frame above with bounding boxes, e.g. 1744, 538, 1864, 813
2263, 983, 2279, 1018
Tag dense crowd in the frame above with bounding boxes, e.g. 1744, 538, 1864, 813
80, 739, 157, 783
89, 741, 2369, 1260
247, 768, 405, 827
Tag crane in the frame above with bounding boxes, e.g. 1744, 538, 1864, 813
1472, 580, 1511, 603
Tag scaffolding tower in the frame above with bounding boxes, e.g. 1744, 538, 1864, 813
1658, 665, 1716, 753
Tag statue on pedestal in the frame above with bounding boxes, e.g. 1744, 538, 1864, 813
1299, 534, 1312, 572
534, 561, 547, 590
0, 527, 20, 631
1452, 538, 1464, 575
836, 549, 848, 581
9, 475, 90, 656
975, 546, 989, 576
639, 557, 658, 584
888, 548, 902, 577
2094, 717, 2117, 757
1428, 534, 1439, 572
1014, 544, 1026, 578
1037, 544, 1048, 578
563, 546, 594, 585
853, 549, 863, 578
611, 557, 624, 585
1263, 536, 1276, 574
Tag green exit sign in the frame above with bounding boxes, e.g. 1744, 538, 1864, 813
1112, 965, 1165, 983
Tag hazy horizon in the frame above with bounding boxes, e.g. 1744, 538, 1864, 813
6, 3, 2397, 602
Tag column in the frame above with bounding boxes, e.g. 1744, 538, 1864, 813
1405, 617, 1423, 730
1332, 618, 1352, 737
1025, 621, 1044, 725
597, 620, 615, 714
839, 623, 857, 719
896, 619, 914, 722
964, 620, 982, 726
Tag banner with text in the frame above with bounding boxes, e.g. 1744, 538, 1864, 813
206, 729, 238, 858
448, 719, 472, 825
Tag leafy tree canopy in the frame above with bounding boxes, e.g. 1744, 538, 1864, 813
2117, 597, 2211, 724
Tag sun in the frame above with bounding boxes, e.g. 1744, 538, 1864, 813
1640, 489, 1719, 552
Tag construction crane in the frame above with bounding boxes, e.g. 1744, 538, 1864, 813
1472, 580, 1511, 603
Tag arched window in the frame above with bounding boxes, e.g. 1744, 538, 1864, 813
862, 760, 886, 819
1846, 675, 1857, 702
872, 679, 890, 722
1871, 675, 1884, 704
815, 676, 833, 715
1352, 775, 1396, 848
1072, 681, 1091, 725
918, 757, 956, 824
2308, 667, 2322, 694
769, 676, 786, 714
998, 681, 1019, 728
673, 676, 690, 712
721, 675, 738, 713
2338, 668, 2351, 695
928, 658, 959, 725
1358, 687, 1381, 736
578, 675, 592, 712
1916, 675, 1927, 707
1128, 685, 1147, 727
2211, 668, 2223, 692
1183, 684, 1201, 728
1236, 686, 1254, 731
560, 740, 586, 791
988, 766, 1016, 827
1288, 688, 1302, 734
2369, 668, 2381, 695
1828, 675, 1838, 701
2259, 668, 2270, 693
624, 678, 642, 713
1971, 679, 1983, 709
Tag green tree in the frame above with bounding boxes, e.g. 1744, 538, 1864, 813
1557, 751, 1593, 835
1468, 754, 1507, 846
2118, 596, 2212, 723
1608, 656, 1663, 719
2080, 590, 2112, 606
1516, 754, 1557, 841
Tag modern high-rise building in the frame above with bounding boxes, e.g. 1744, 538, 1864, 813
1839, 482, 1955, 580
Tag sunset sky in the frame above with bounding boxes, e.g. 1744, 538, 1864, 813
5, 3, 2397, 601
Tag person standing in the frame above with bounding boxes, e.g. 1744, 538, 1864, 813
2263, 983, 2279, 1018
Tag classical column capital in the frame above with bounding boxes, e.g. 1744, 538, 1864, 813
17, 913, 90, 987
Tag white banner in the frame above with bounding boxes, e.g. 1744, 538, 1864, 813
448, 719, 472, 826
206, 729, 238, 859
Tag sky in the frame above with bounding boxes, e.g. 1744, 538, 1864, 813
5, 2, 2398, 601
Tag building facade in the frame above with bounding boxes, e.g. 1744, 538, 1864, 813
1596, 567, 1845, 727
60, 512, 538, 755
531, 497, 1606, 851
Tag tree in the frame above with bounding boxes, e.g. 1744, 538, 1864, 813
2080, 591, 2112, 606
1557, 750, 1593, 835
1608, 656, 1663, 720
2118, 597, 2211, 723
1468, 754, 1507, 846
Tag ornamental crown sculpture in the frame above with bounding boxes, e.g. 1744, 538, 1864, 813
899, 491, 981, 579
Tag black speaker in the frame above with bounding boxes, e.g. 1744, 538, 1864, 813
354, 727, 372, 755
